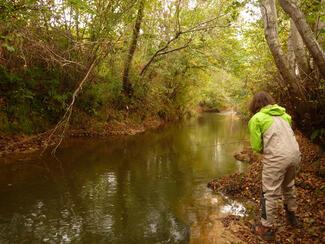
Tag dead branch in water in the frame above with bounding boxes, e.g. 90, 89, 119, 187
42, 58, 97, 156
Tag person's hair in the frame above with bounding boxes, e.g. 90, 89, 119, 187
249, 91, 275, 114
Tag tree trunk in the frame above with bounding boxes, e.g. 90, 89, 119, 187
122, 0, 145, 97
278, 0, 325, 78
287, 25, 296, 73
290, 20, 312, 80
290, 20, 312, 85
260, 0, 305, 99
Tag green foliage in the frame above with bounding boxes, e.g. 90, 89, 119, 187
0, 0, 297, 135
0, 67, 70, 133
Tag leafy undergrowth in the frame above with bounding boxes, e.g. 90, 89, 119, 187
208, 131, 325, 243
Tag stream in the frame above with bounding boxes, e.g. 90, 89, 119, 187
0, 112, 248, 243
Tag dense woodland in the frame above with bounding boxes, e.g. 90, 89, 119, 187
0, 0, 324, 142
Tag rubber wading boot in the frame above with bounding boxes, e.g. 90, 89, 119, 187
284, 205, 301, 227
252, 224, 275, 242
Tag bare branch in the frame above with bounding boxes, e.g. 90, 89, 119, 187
42, 58, 98, 156
41, 43, 85, 68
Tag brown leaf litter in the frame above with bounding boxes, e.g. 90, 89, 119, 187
208, 131, 325, 243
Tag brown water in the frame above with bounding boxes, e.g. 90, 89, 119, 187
0, 112, 248, 243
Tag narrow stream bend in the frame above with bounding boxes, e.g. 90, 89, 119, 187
0, 113, 248, 243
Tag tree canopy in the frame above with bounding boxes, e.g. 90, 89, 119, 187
0, 0, 324, 140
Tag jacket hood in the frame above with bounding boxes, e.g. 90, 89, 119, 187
260, 104, 286, 116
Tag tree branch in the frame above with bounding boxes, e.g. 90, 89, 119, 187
42, 57, 98, 156
156, 39, 192, 56
140, 15, 227, 76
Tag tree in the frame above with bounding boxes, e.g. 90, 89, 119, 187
278, 0, 325, 78
122, 0, 145, 97
260, 0, 305, 99
288, 20, 311, 80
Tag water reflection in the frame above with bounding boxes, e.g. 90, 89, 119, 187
0, 113, 247, 243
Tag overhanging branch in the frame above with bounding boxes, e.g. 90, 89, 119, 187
140, 15, 229, 76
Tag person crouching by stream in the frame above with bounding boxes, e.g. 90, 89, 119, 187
248, 91, 301, 242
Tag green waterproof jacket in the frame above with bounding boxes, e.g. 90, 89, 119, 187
248, 104, 292, 152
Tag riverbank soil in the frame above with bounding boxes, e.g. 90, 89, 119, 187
0, 116, 164, 157
208, 131, 325, 243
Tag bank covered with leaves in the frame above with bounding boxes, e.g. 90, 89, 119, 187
208, 131, 325, 243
